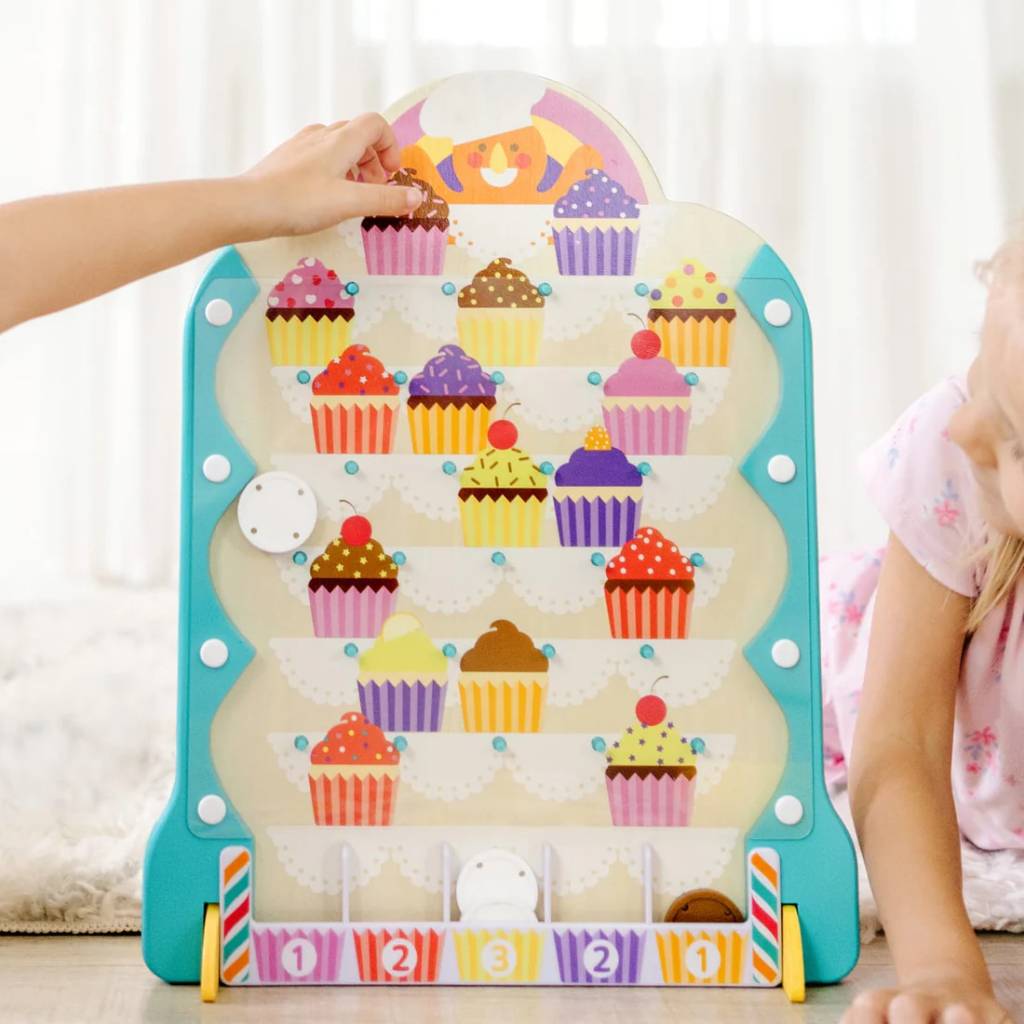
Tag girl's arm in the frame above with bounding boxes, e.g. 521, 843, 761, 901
842, 535, 1010, 1023
0, 114, 422, 333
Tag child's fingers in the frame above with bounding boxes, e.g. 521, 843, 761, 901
841, 988, 897, 1023
333, 113, 402, 176
332, 180, 421, 220
355, 146, 388, 184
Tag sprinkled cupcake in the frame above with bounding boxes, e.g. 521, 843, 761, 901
550, 168, 641, 276
407, 344, 497, 454
307, 513, 399, 637
309, 343, 400, 454
647, 260, 736, 367
456, 257, 545, 366
604, 526, 695, 639
552, 426, 643, 548
603, 325, 693, 454
459, 619, 549, 733
605, 692, 704, 826
457, 415, 548, 547
361, 168, 450, 275
265, 257, 355, 366
308, 711, 401, 826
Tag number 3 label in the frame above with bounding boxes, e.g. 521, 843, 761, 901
582, 939, 619, 979
281, 937, 318, 979
381, 937, 418, 978
481, 938, 517, 979
684, 938, 721, 980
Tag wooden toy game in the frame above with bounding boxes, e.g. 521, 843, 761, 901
143, 71, 858, 1003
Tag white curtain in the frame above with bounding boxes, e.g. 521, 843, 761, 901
1, 0, 1020, 593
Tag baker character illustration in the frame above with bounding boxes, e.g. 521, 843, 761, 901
400, 72, 604, 205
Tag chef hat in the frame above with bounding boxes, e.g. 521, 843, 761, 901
419, 71, 548, 144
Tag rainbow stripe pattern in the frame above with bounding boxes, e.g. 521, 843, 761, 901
748, 847, 781, 985
220, 846, 253, 984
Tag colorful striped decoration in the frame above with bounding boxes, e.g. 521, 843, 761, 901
748, 848, 782, 985
354, 927, 445, 983
219, 846, 252, 985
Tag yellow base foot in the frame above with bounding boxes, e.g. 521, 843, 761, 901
200, 904, 220, 1003
781, 904, 805, 1003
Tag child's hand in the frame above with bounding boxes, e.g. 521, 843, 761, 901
238, 113, 423, 239
842, 975, 1013, 1023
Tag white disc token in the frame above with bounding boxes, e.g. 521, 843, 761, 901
456, 848, 538, 921
237, 471, 318, 553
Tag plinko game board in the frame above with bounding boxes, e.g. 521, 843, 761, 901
143, 72, 857, 1003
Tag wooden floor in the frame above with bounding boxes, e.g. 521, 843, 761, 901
1, 934, 1022, 1022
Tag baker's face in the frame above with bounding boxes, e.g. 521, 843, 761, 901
948, 256, 1024, 536
451, 126, 546, 198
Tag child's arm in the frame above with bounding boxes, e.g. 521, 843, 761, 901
841, 535, 1011, 1023
0, 114, 421, 333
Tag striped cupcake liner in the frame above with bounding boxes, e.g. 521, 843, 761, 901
308, 769, 399, 826
605, 770, 696, 827
602, 403, 691, 455
648, 314, 733, 367
604, 583, 693, 639
251, 926, 345, 984
265, 315, 351, 367
309, 398, 399, 453
551, 225, 639, 276
406, 400, 492, 454
553, 928, 646, 984
353, 928, 445, 983
458, 676, 547, 732
553, 495, 642, 548
361, 225, 447, 275
357, 680, 447, 732
308, 584, 398, 638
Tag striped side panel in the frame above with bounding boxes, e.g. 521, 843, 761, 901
219, 846, 252, 984
748, 847, 781, 985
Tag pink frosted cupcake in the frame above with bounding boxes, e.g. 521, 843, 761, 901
307, 513, 399, 638
361, 168, 449, 275
310, 344, 400, 454
605, 692, 705, 827
602, 326, 692, 454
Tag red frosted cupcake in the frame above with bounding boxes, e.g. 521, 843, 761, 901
308, 711, 400, 826
310, 344, 400, 453
604, 526, 695, 639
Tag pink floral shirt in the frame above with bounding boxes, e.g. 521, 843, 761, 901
821, 376, 1024, 850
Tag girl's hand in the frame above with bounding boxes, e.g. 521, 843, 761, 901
237, 113, 423, 239
842, 974, 1014, 1023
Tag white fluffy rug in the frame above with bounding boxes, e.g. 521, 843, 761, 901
1, 587, 1023, 939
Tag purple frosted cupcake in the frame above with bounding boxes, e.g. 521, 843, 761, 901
357, 613, 448, 732
407, 344, 498, 454
552, 426, 643, 547
553, 928, 645, 984
551, 168, 641, 276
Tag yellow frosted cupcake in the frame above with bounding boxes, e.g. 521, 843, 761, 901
406, 344, 497, 454
456, 258, 545, 366
459, 620, 549, 733
265, 257, 354, 366
647, 261, 735, 367
457, 415, 547, 547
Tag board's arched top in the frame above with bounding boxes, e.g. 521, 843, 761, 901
387, 71, 664, 207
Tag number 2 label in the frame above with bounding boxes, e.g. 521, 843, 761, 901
582, 939, 619, 979
381, 937, 418, 978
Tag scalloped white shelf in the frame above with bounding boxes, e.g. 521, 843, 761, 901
272, 546, 734, 617
266, 823, 740, 898
269, 637, 737, 708
269, 732, 735, 805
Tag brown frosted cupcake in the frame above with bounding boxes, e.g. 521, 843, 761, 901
456, 257, 545, 365
361, 168, 449, 275
458, 619, 549, 732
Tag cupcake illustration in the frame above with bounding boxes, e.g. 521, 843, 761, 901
458, 620, 549, 733
456, 258, 545, 366
552, 426, 643, 548
307, 512, 399, 637
550, 168, 641, 276
457, 411, 548, 546
308, 711, 401, 826
605, 690, 705, 826
309, 343, 401, 454
604, 526, 695, 639
647, 260, 736, 367
361, 168, 450, 275
602, 322, 693, 455
357, 613, 449, 732
265, 257, 355, 366
407, 344, 497, 454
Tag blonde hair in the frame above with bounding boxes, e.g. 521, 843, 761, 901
966, 232, 1024, 633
